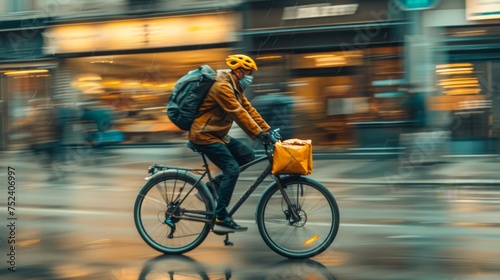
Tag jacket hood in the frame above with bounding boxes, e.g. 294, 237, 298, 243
216, 70, 240, 92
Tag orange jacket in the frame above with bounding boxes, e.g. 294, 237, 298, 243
188, 70, 270, 145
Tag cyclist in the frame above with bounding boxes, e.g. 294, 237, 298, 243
189, 54, 272, 232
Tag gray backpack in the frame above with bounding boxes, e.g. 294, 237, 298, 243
166, 65, 217, 131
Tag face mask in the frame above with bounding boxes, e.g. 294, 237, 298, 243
239, 75, 253, 90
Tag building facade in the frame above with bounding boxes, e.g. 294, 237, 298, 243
0, 0, 244, 149
242, 0, 409, 150
2, 0, 498, 154
413, 0, 500, 154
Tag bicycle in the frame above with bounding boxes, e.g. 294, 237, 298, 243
133, 129, 340, 259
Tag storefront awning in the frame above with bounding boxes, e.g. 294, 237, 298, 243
240, 20, 410, 36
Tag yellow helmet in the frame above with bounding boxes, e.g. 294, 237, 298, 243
225, 54, 258, 71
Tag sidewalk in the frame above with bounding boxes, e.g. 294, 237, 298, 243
109, 147, 500, 186
2, 147, 500, 186
308, 155, 500, 186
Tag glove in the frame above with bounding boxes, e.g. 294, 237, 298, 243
257, 131, 272, 144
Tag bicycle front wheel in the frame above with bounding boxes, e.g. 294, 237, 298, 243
134, 172, 214, 254
256, 176, 340, 259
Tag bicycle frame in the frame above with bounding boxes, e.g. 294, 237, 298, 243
227, 148, 299, 221
227, 153, 271, 217
145, 143, 300, 225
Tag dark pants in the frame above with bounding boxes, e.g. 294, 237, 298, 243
32, 141, 60, 165
192, 137, 255, 219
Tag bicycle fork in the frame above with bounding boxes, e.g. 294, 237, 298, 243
274, 176, 302, 225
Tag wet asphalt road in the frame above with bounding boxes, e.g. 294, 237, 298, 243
1, 148, 500, 279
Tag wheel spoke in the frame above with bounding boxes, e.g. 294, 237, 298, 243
257, 178, 340, 258
134, 174, 214, 254
140, 194, 167, 210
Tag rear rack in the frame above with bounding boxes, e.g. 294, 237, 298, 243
147, 164, 207, 176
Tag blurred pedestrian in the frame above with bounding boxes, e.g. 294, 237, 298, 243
252, 91, 294, 140
15, 99, 63, 167
400, 83, 427, 130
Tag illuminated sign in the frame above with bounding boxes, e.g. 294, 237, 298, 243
43, 13, 240, 54
466, 0, 500, 20
282, 4, 359, 20
395, 0, 439, 11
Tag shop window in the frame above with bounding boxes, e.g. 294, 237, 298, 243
432, 62, 492, 140
263, 50, 366, 146
287, 74, 363, 146
4, 69, 51, 149
67, 49, 230, 144
365, 46, 406, 122
291, 50, 363, 69
250, 54, 288, 99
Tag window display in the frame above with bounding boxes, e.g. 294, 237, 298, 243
67, 49, 230, 144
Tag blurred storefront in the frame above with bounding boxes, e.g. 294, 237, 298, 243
43, 10, 242, 144
0, 0, 249, 150
0, 21, 55, 150
9, 0, 500, 156
0, 0, 417, 151
419, 0, 500, 154
242, 0, 411, 149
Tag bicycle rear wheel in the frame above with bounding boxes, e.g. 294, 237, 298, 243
134, 172, 214, 254
256, 176, 340, 259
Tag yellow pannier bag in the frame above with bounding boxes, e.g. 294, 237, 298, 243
272, 139, 313, 175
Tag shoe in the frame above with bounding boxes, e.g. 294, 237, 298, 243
214, 217, 248, 232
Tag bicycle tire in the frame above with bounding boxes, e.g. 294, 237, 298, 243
256, 176, 340, 259
134, 171, 215, 254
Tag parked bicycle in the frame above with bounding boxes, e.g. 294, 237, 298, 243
134, 129, 340, 259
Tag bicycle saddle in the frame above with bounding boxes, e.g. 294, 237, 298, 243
186, 142, 200, 153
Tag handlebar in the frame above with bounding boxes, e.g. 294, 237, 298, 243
259, 128, 281, 146
269, 128, 282, 144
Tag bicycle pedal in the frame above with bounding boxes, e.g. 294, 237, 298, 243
224, 234, 233, 246
212, 226, 236, 234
